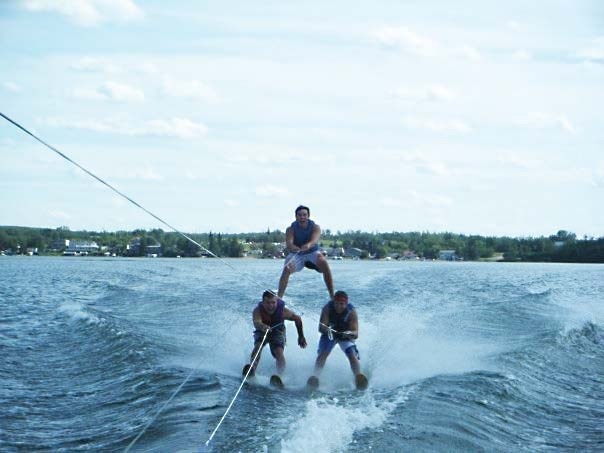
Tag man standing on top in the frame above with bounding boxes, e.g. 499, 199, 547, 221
278, 205, 334, 299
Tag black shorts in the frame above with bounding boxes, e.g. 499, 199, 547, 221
254, 328, 286, 357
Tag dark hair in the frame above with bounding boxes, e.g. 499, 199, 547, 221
295, 205, 310, 216
263, 290, 277, 300
334, 290, 348, 300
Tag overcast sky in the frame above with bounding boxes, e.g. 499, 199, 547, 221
1, 1, 603, 237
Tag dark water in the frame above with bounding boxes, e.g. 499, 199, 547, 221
1, 257, 603, 452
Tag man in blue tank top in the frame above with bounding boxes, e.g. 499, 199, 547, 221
244, 290, 307, 377
277, 205, 334, 299
310, 290, 363, 381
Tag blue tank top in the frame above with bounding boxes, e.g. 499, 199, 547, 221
291, 220, 319, 253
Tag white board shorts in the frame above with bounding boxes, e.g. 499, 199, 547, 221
317, 335, 360, 359
283, 250, 321, 273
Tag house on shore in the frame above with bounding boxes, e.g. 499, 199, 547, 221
64, 240, 99, 256
438, 250, 458, 261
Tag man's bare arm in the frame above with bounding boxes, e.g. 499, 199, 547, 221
318, 305, 330, 335
283, 307, 307, 347
285, 226, 298, 252
252, 307, 268, 331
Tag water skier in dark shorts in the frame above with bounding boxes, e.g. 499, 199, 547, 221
243, 291, 307, 384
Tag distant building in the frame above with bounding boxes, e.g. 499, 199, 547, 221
344, 247, 364, 258
146, 244, 162, 257
50, 239, 70, 251
439, 250, 457, 261
399, 250, 418, 260
325, 247, 345, 258
64, 240, 99, 255
127, 237, 162, 257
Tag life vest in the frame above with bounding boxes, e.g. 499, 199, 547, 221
291, 220, 319, 253
328, 301, 355, 332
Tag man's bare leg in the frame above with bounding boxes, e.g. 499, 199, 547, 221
317, 257, 334, 298
278, 268, 290, 298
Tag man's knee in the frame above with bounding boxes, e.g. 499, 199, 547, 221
317, 254, 329, 269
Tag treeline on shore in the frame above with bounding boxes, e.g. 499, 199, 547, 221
1, 225, 603, 263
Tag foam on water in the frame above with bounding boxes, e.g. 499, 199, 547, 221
280, 393, 404, 453
363, 306, 501, 388
59, 300, 102, 325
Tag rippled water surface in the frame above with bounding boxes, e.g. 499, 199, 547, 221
1, 257, 603, 452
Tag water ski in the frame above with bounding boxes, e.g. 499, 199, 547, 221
355, 373, 368, 390
306, 375, 319, 390
270, 374, 284, 389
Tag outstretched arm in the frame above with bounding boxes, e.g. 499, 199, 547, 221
284, 307, 307, 348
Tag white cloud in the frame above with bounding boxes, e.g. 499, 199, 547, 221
48, 209, 71, 220
454, 45, 481, 61
145, 118, 208, 138
255, 185, 290, 197
496, 154, 543, 170
392, 84, 456, 103
2, 81, 22, 92
134, 62, 159, 75
46, 116, 208, 139
124, 165, 163, 181
71, 57, 121, 73
23, 0, 144, 27
73, 81, 144, 102
577, 36, 604, 62
185, 170, 202, 181
373, 26, 438, 57
402, 116, 472, 134
381, 191, 453, 209
512, 49, 532, 61
373, 28, 481, 61
415, 161, 449, 176
162, 79, 219, 101
110, 196, 126, 207
380, 197, 403, 207
515, 112, 575, 133
407, 190, 453, 207
384, 151, 452, 177
99, 81, 145, 102
592, 162, 604, 188
72, 87, 106, 101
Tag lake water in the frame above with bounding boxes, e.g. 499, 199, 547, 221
1, 257, 603, 452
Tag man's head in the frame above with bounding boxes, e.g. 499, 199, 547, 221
295, 205, 310, 225
333, 290, 349, 313
262, 290, 278, 313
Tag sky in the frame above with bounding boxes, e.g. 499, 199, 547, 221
1, 1, 603, 238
